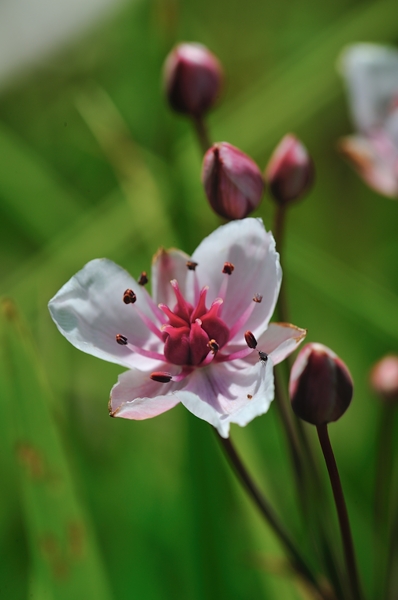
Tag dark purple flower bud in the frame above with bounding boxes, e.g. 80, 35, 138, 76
289, 343, 353, 425
370, 355, 398, 404
202, 142, 264, 219
265, 134, 314, 206
163, 43, 223, 117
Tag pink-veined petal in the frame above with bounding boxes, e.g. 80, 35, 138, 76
339, 134, 398, 197
191, 218, 281, 339
109, 367, 181, 419
339, 44, 398, 133
178, 359, 274, 438
151, 247, 191, 306
48, 258, 163, 370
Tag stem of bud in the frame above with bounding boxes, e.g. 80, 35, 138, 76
215, 430, 335, 600
192, 115, 212, 155
316, 423, 363, 600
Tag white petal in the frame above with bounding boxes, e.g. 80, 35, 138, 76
178, 360, 274, 438
48, 258, 163, 370
110, 367, 180, 419
339, 134, 398, 197
151, 247, 191, 306
339, 44, 398, 132
191, 218, 281, 339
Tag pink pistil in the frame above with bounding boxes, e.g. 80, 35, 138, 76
170, 279, 193, 321
159, 280, 230, 366
116, 265, 262, 369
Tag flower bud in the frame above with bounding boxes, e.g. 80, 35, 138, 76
265, 134, 314, 206
202, 142, 264, 219
369, 355, 398, 403
289, 343, 353, 425
163, 43, 223, 117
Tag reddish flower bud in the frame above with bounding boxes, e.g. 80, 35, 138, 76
265, 134, 314, 206
369, 355, 398, 403
202, 142, 264, 219
289, 343, 353, 425
163, 43, 223, 117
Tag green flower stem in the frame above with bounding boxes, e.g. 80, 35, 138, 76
274, 366, 307, 508
216, 431, 335, 600
192, 115, 212, 155
374, 404, 397, 599
275, 371, 345, 598
273, 204, 290, 326
316, 424, 363, 600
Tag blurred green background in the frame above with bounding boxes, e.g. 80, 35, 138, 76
1, 0, 398, 598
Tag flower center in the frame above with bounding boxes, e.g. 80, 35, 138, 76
115, 260, 266, 374
160, 280, 230, 366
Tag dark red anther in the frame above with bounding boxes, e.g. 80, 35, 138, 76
244, 331, 257, 349
253, 294, 263, 303
150, 372, 173, 383
259, 351, 268, 362
186, 261, 198, 271
208, 339, 219, 354
116, 334, 128, 346
222, 262, 235, 275
138, 272, 148, 286
123, 289, 137, 304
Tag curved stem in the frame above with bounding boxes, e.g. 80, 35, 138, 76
274, 366, 307, 509
216, 431, 335, 600
374, 405, 395, 597
316, 424, 363, 600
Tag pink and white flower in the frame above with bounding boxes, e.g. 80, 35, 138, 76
48, 218, 306, 437
338, 44, 398, 197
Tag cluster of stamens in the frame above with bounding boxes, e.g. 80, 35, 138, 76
116, 261, 268, 383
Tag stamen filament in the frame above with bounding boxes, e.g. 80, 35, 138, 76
217, 273, 230, 301
228, 299, 258, 341
188, 268, 201, 304
202, 351, 217, 366
146, 294, 168, 324
134, 305, 164, 341
172, 369, 193, 382
125, 342, 165, 361
217, 346, 255, 362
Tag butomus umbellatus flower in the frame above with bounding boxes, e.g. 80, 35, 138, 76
49, 219, 306, 437
338, 44, 398, 197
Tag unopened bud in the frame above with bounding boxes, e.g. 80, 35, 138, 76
370, 355, 398, 404
202, 142, 264, 219
265, 134, 314, 206
289, 343, 353, 425
163, 43, 223, 117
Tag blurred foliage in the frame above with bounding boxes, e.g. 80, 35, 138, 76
1, 0, 398, 598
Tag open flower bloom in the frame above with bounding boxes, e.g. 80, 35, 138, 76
338, 44, 398, 197
49, 219, 306, 437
